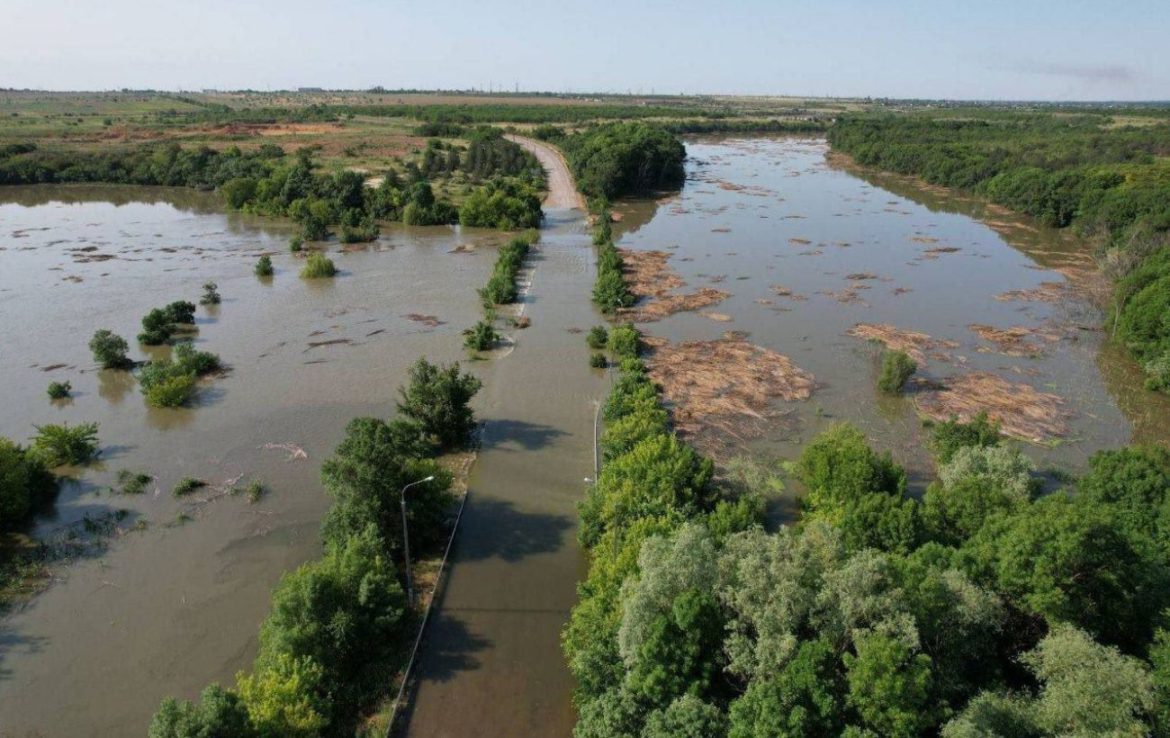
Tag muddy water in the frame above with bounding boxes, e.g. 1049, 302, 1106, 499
0, 185, 514, 736
399, 207, 604, 738
612, 138, 1170, 487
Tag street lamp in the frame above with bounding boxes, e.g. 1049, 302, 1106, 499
400, 475, 435, 607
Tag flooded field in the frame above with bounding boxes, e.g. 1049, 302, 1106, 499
611, 138, 1170, 486
0, 186, 510, 735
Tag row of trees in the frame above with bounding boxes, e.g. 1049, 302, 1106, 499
591, 209, 636, 312
0, 142, 541, 238
828, 114, 1170, 391
571, 327, 1170, 736
150, 358, 482, 737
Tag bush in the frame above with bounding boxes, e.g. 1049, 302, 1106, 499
149, 685, 256, 738
397, 358, 482, 450
289, 236, 303, 253
930, 412, 1001, 463
586, 325, 609, 350
200, 281, 221, 306
590, 352, 608, 368
877, 349, 916, 394
0, 438, 57, 527
31, 422, 100, 466
299, 252, 336, 279
139, 344, 220, 408
46, 380, 71, 399
173, 477, 206, 497
478, 236, 531, 307
458, 179, 543, 230
138, 301, 197, 345
463, 321, 499, 351
608, 324, 640, 359
1144, 350, 1170, 392
89, 329, 132, 369
143, 372, 197, 408
254, 255, 274, 277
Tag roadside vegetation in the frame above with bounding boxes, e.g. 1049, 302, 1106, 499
830, 113, 1170, 391
463, 231, 538, 354
591, 210, 636, 313
545, 122, 686, 200
150, 358, 480, 737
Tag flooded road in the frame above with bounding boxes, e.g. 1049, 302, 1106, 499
611, 138, 1170, 482
398, 202, 604, 736
0, 186, 510, 735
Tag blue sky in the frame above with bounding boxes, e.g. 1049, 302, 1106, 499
3, 0, 1167, 100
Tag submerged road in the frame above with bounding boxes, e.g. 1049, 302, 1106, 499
399, 138, 601, 737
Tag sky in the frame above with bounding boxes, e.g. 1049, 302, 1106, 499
2, 0, 1168, 101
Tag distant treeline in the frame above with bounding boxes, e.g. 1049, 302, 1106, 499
829, 114, 1170, 391
149, 102, 733, 126
541, 122, 687, 200
0, 139, 543, 236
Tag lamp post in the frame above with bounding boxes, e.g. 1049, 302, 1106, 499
400, 475, 435, 607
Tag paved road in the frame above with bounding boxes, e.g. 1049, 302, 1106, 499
399, 155, 600, 737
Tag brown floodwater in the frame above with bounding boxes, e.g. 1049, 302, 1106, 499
611, 137, 1170, 492
0, 185, 514, 736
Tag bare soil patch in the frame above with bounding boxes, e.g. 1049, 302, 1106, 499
995, 282, 1066, 303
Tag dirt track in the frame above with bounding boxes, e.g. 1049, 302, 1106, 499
506, 135, 586, 210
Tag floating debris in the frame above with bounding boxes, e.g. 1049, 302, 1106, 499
403, 313, 444, 327
995, 282, 1066, 303
968, 324, 1058, 358
847, 323, 959, 365
644, 335, 814, 451
617, 248, 729, 322
261, 442, 308, 461
915, 372, 1069, 444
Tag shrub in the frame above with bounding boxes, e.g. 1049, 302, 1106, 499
149, 685, 256, 738
31, 422, 100, 466
877, 349, 916, 394
586, 326, 609, 350
590, 352, 608, 368
1144, 350, 1170, 392
143, 372, 197, 408
254, 255, 274, 277
463, 321, 499, 351
930, 412, 1001, 463
299, 252, 336, 279
608, 324, 640, 359
200, 281, 221, 306
244, 480, 265, 504
139, 345, 219, 408
46, 380, 71, 400
397, 358, 482, 450
89, 329, 132, 369
0, 438, 57, 527
478, 236, 531, 307
138, 301, 197, 345
117, 469, 153, 495
289, 236, 303, 253
173, 477, 206, 497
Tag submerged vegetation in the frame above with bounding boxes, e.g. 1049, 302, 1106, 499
138, 342, 222, 408
299, 252, 337, 279
877, 349, 917, 394
89, 329, 133, 369
30, 422, 100, 467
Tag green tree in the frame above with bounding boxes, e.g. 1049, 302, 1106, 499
844, 632, 934, 738
396, 358, 482, 450
0, 438, 56, 527
89, 329, 132, 369
148, 685, 256, 738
